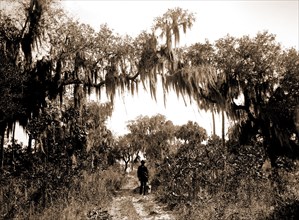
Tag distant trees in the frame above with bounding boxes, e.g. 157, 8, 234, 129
111, 113, 178, 172
113, 135, 132, 172
112, 115, 210, 166
128, 115, 174, 160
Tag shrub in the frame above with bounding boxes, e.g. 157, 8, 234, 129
153, 135, 299, 219
0, 164, 125, 219
37, 165, 125, 219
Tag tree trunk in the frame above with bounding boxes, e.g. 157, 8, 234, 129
0, 128, 5, 170
12, 123, 16, 171
91, 152, 95, 170
124, 152, 132, 173
221, 110, 225, 148
212, 111, 216, 136
124, 158, 129, 173
27, 134, 32, 155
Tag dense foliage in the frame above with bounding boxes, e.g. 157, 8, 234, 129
0, 0, 299, 219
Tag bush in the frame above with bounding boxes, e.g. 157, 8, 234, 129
267, 199, 299, 220
154, 136, 227, 207
153, 135, 299, 219
35, 165, 125, 219
0, 164, 125, 219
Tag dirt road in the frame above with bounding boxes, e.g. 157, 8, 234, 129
109, 173, 175, 220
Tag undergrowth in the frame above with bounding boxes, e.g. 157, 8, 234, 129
152, 136, 299, 220
0, 165, 124, 219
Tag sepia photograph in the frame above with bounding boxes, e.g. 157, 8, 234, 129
0, 0, 298, 219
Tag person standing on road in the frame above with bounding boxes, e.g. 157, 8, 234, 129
137, 160, 149, 195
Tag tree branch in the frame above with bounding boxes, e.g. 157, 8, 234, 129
232, 101, 257, 122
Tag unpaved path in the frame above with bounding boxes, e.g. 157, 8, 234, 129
109, 172, 175, 220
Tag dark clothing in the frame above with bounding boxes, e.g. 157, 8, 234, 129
137, 164, 149, 195
140, 181, 147, 195
137, 165, 148, 182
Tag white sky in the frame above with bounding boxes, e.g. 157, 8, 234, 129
61, 0, 299, 49
61, 0, 299, 137
14, 0, 299, 142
